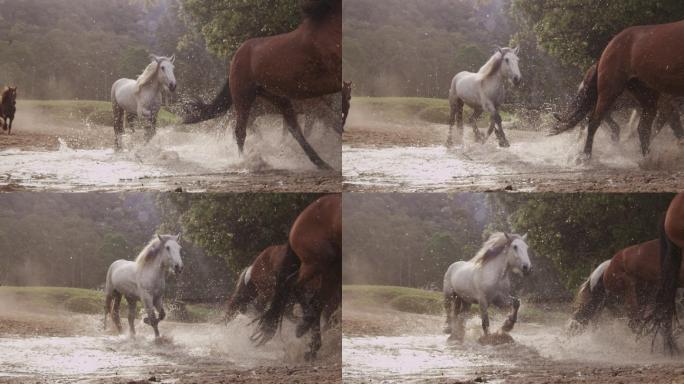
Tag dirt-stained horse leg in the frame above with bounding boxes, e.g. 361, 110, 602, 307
469, 107, 484, 143
112, 102, 125, 150
446, 98, 463, 147
260, 91, 333, 170
443, 293, 454, 334
478, 298, 490, 336
141, 292, 160, 338
491, 111, 509, 147
111, 291, 123, 333
126, 295, 137, 336
605, 114, 621, 143
499, 295, 520, 333
628, 82, 659, 156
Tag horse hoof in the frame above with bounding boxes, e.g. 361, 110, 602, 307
143, 317, 150, 325
574, 152, 591, 165
498, 140, 510, 148
446, 334, 463, 344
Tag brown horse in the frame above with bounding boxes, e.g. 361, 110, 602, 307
571, 239, 684, 333
0, 86, 17, 135
552, 64, 683, 143
184, 0, 342, 170
649, 193, 684, 354
224, 244, 290, 322
252, 194, 341, 361
561, 20, 684, 160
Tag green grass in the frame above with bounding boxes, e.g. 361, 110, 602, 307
19, 99, 180, 127
352, 96, 514, 125
343, 285, 443, 315
0, 286, 213, 322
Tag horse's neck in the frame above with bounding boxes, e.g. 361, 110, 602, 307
482, 253, 510, 284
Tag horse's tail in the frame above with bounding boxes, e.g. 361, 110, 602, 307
183, 80, 232, 124
252, 243, 300, 346
571, 273, 606, 326
644, 215, 683, 343
224, 267, 251, 323
550, 63, 599, 135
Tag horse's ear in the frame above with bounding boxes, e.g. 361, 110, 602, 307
514, 46, 520, 55
522, 233, 528, 241
170, 54, 176, 63
504, 232, 511, 241
157, 234, 163, 243
176, 232, 181, 242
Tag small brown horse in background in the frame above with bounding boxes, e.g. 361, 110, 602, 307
564, 20, 684, 160
649, 193, 684, 354
184, 0, 342, 170
0, 86, 17, 135
252, 194, 341, 361
224, 244, 290, 322
552, 64, 684, 143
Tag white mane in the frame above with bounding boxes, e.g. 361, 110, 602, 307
135, 235, 168, 269
470, 232, 519, 266
135, 59, 166, 92
478, 50, 504, 77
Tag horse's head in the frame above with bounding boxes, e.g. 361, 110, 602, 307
151, 55, 177, 93
158, 233, 183, 275
499, 46, 521, 86
505, 233, 532, 276
342, 81, 353, 101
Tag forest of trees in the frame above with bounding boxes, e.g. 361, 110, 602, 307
0, 0, 225, 100
343, 193, 675, 300
343, 0, 684, 106
0, 193, 322, 302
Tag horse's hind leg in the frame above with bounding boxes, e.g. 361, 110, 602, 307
111, 291, 123, 333
469, 107, 484, 143
112, 103, 124, 150
605, 114, 620, 143
500, 296, 521, 333
443, 293, 453, 334
261, 92, 333, 170
628, 82, 659, 156
304, 294, 323, 361
126, 296, 137, 336
478, 299, 490, 336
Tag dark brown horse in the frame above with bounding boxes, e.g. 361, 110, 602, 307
552, 63, 683, 143
224, 244, 290, 322
649, 193, 684, 354
252, 194, 341, 361
184, 0, 342, 170
558, 20, 684, 160
0, 86, 17, 135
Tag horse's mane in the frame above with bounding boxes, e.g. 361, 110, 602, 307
135, 61, 161, 92
478, 49, 510, 78
135, 235, 172, 269
301, 0, 341, 21
470, 232, 519, 267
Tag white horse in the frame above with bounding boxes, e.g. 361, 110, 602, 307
447, 47, 521, 148
104, 233, 183, 338
443, 232, 531, 342
111, 55, 177, 150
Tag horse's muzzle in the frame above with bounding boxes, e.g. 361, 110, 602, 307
174, 265, 183, 275
512, 76, 521, 86
169, 83, 177, 92
522, 265, 532, 276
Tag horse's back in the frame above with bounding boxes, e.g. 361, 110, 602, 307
107, 259, 138, 297
289, 194, 341, 267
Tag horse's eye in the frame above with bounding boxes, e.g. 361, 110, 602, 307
513, 245, 518, 250
505, 58, 509, 63
166, 245, 170, 250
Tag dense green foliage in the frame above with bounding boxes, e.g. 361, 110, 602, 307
158, 193, 322, 275
180, 0, 301, 56
343, 194, 674, 299
512, 0, 684, 68
0, 0, 224, 100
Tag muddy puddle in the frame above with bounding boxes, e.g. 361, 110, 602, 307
0, 314, 340, 383
0, 120, 341, 192
343, 312, 684, 383
343, 121, 684, 192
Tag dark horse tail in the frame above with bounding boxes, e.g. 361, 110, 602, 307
251, 243, 300, 346
643, 215, 682, 353
550, 63, 599, 135
570, 271, 607, 330
183, 80, 232, 124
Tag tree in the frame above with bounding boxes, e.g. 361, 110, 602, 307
180, 0, 301, 57
511, 0, 684, 68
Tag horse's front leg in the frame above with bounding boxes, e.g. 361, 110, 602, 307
492, 111, 510, 147
478, 298, 490, 336
500, 296, 521, 333
141, 292, 160, 338
154, 295, 166, 322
